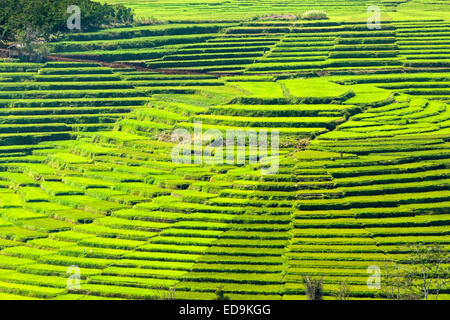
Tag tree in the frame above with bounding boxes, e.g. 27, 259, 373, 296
214, 287, 230, 300
406, 243, 449, 300
333, 280, 351, 300
0, 0, 134, 41
154, 285, 176, 300
381, 262, 421, 300
0, 0, 16, 39
302, 276, 323, 300
295, 138, 310, 151
380, 244, 449, 300
35, 43, 51, 62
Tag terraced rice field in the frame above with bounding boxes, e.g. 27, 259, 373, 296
0, 0, 449, 300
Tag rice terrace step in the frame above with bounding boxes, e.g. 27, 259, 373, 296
0, 0, 448, 305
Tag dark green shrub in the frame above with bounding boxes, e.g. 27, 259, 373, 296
301, 10, 329, 21
302, 276, 324, 300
